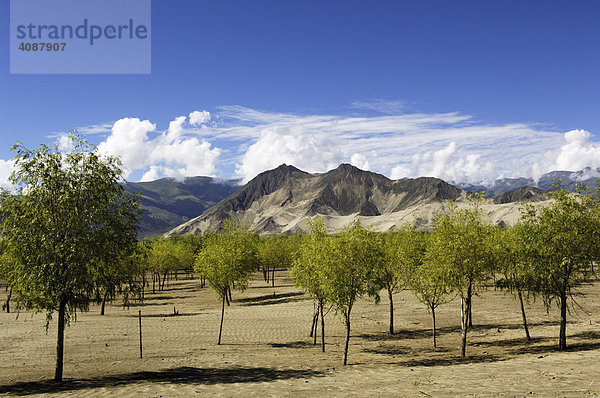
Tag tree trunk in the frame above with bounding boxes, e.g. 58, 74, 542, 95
310, 303, 317, 337
431, 304, 437, 348
467, 295, 473, 328
161, 272, 168, 290
218, 294, 225, 345
387, 286, 394, 335
518, 289, 531, 341
5, 287, 11, 313
228, 286, 232, 304
272, 267, 275, 288
54, 298, 67, 382
343, 310, 351, 366
461, 282, 472, 358
559, 288, 567, 350
100, 289, 109, 316
319, 298, 325, 352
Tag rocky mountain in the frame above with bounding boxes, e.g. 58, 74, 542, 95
122, 177, 240, 236
460, 167, 600, 197
492, 186, 549, 204
166, 164, 546, 236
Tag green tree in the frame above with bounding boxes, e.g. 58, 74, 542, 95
520, 188, 600, 350
411, 231, 453, 348
378, 226, 426, 335
429, 199, 495, 357
321, 221, 383, 365
290, 218, 329, 351
0, 133, 141, 381
194, 221, 257, 345
258, 235, 293, 287
493, 224, 538, 341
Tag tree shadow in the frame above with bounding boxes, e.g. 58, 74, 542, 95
507, 340, 600, 356
236, 292, 307, 306
249, 284, 296, 289
571, 330, 600, 340
269, 341, 317, 349
358, 320, 562, 343
395, 354, 505, 367
0, 366, 324, 396
127, 312, 204, 318
470, 336, 551, 348
138, 295, 190, 301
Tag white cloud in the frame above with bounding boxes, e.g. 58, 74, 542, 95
189, 110, 211, 126
97, 116, 220, 180
0, 160, 14, 190
351, 100, 406, 114
350, 153, 370, 170
97, 118, 156, 174
57, 134, 75, 152
549, 129, 600, 172
235, 126, 344, 183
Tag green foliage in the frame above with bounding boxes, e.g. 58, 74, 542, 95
521, 189, 600, 303
429, 201, 495, 298
194, 220, 258, 300
146, 236, 197, 275
519, 188, 600, 349
427, 198, 495, 356
258, 234, 294, 286
321, 221, 383, 313
290, 218, 329, 302
0, 133, 141, 381
378, 226, 427, 295
0, 133, 141, 324
320, 220, 384, 365
410, 231, 453, 310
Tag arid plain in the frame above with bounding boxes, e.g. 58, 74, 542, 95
1, 271, 599, 397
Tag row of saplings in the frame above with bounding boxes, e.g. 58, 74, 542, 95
195, 190, 600, 365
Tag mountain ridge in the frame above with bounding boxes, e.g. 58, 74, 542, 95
166, 164, 524, 236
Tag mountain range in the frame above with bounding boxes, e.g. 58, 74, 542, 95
458, 167, 600, 197
164, 164, 550, 236
122, 177, 239, 236
127, 165, 598, 237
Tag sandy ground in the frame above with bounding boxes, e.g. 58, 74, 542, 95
0, 271, 599, 397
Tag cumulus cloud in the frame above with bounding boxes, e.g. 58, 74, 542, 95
97, 115, 220, 180
549, 129, 600, 172
235, 126, 344, 183
0, 160, 14, 189
189, 110, 211, 126
57, 134, 75, 152
97, 118, 156, 173
350, 153, 370, 170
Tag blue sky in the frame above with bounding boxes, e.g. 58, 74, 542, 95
2, 1, 600, 186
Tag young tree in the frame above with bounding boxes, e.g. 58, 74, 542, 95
520, 188, 600, 350
493, 224, 538, 341
0, 133, 141, 381
194, 221, 257, 345
429, 199, 495, 357
321, 221, 383, 365
411, 231, 453, 348
258, 235, 293, 287
290, 218, 329, 352
378, 226, 426, 335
